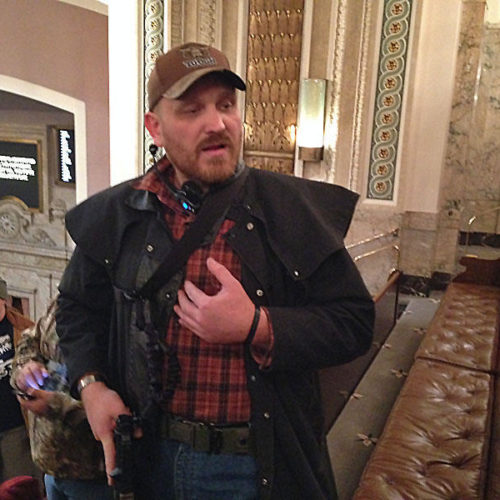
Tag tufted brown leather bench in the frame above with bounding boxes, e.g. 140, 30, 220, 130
353, 257, 500, 499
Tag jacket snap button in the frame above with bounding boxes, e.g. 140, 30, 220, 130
261, 477, 269, 486
146, 244, 154, 253
256, 289, 264, 297
246, 222, 254, 231
263, 412, 270, 419
250, 375, 256, 382
293, 269, 300, 278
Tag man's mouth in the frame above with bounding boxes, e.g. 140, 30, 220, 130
201, 142, 229, 156
201, 143, 228, 154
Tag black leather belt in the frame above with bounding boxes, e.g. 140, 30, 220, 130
160, 414, 253, 455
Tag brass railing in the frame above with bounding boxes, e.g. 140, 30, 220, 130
347, 228, 400, 268
353, 243, 400, 263
346, 228, 399, 250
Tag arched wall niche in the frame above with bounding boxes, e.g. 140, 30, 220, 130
0, 76, 87, 203
0, 78, 83, 321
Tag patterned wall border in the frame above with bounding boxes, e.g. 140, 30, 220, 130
367, 0, 413, 200
143, 0, 164, 171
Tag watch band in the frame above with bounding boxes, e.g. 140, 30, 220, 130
77, 373, 106, 396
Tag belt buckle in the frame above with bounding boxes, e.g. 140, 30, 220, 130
169, 418, 196, 448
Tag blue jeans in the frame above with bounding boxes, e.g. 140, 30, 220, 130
44, 474, 113, 500
136, 438, 258, 499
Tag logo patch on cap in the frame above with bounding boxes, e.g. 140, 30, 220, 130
181, 46, 217, 69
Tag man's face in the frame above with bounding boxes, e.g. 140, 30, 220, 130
146, 74, 243, 186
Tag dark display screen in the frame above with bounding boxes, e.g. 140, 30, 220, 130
0, 140, 40, 209
57, 129, 75, 184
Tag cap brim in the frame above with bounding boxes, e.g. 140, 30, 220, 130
163, 68, 246, 99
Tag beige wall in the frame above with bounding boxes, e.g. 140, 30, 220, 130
0, 0, 109, 196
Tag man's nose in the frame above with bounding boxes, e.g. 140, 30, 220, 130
203, 107, 226, 133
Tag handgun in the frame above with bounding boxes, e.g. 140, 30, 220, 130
110, 414, 137, 500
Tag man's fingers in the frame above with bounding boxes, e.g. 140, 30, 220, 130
24, 373, 39, 390
206, 257, 235, 285
183, 280, 206, 306
101, 435, 116, 485
177, 288, 197, 313
32, 366, 48, 386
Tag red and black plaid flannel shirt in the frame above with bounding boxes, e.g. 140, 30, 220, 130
134, 158, 272, 423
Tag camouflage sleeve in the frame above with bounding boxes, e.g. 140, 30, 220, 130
10, 318, 45, 389
45, 391, 87, 427
11, 298, 87, 425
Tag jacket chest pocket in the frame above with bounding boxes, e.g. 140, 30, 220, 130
112, 218, 174, 291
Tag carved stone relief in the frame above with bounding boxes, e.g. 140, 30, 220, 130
198, 0, 219, 46
169, 0, 184, 47
0, 200, 56, 248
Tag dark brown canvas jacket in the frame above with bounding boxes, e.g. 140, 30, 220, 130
57, 165, 375, 499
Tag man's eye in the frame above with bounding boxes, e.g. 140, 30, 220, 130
220, 101, 234, 110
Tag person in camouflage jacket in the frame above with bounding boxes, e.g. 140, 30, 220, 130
10, 298, 112, 500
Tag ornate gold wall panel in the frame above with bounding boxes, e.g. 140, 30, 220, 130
243, 0, 305, 174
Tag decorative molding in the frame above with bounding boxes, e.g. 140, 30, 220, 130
170, 0, 184, 47
350, 0, 373, 192
198, 0, 220, 46
367, 0, 413, 200
323, 0, 347, 183
143, 0, 165, 171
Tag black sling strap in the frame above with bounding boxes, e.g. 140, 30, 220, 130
138, 166, 248, 299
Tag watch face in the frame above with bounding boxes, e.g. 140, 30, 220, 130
0, 212, 19, 238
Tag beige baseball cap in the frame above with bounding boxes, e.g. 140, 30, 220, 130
147, 42, 246, 110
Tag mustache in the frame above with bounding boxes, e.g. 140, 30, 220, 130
197, 133, 233, 151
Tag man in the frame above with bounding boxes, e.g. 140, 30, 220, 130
0, 278, 39, 483
11, 297, 112, 500
56, 42, 374, 499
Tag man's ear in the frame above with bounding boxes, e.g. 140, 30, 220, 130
144, 111, 161, 144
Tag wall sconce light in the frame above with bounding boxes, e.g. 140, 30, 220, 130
297, 79, 327, 162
